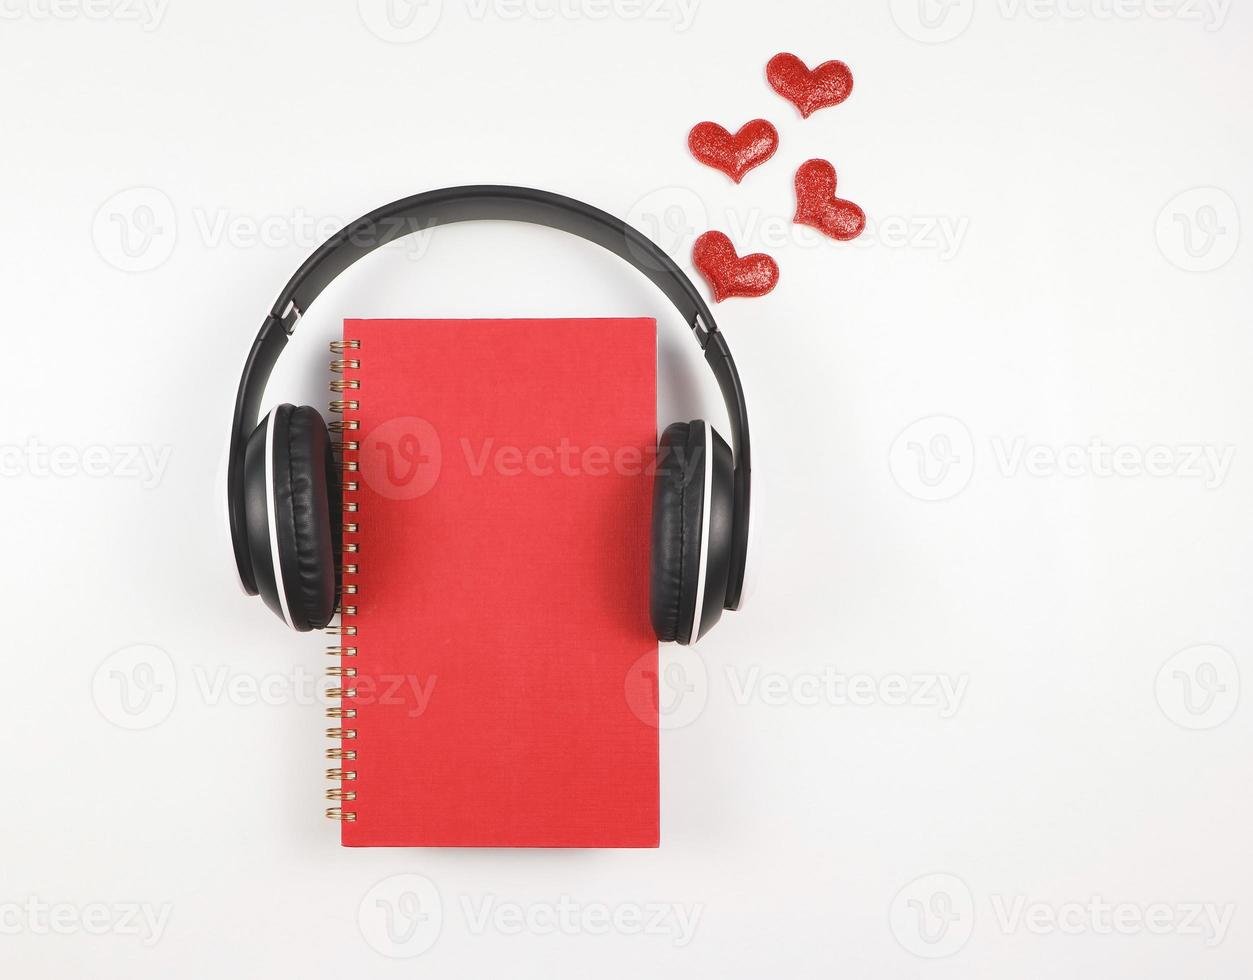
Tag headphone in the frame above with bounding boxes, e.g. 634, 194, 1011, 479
228, 185, 751, 645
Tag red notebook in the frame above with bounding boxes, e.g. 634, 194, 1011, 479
330, 318, 659, 847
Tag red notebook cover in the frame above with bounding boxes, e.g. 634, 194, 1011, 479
332, 318, 658, 847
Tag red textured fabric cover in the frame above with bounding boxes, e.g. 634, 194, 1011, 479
339, 318, 658, 847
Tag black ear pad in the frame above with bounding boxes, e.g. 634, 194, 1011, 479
651, 422, 700, 643
242, 404, 341, 631
277, 405, 341, 630
650, 420, 735, 645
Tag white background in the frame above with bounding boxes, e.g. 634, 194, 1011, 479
2, 0, 1251, 976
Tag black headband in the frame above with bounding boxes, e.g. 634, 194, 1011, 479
229, 185, 751, 607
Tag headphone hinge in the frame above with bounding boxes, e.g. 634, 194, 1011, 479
692, 313, 715, 349
279, 299, 302, 335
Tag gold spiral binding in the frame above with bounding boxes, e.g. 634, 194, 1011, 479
325, 337, 363, 824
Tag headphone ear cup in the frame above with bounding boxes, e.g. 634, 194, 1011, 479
243, 404, 340, 631
649, 420, 736, 645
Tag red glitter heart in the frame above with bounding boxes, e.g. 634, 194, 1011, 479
687, 119, 780, 184
793, 159, 865, 242
692, 231, 780, 303
766, 53, 854, 119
